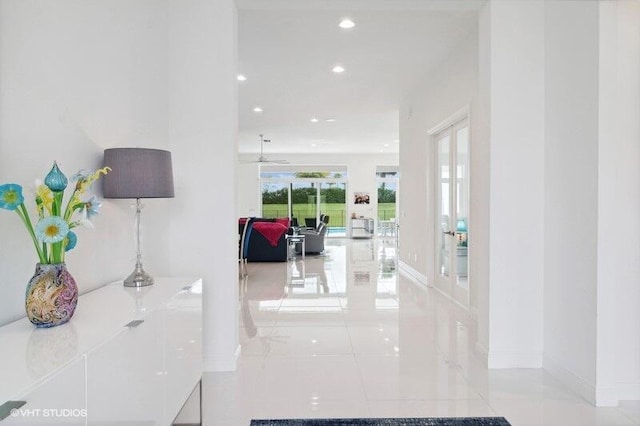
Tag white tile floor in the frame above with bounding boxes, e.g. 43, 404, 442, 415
202, 239, 640, 426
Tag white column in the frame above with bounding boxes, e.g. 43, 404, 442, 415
607, 0, 640, 403
168, 0, 239, 371
595, 0, 640, 406
481, 0, 546, 368
543, 0, 600, 402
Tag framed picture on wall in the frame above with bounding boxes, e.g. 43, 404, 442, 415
353, 271, 370, 284
354, 192, 370, 205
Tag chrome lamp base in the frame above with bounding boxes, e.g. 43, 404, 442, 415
124, 262, 154, 287
124, 198, 154, 288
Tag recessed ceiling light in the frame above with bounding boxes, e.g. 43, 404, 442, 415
379, 149, 384, 153
325, 118, 336, 122
310, 118, 319, 123
237, 74, 247, 81
253, 107, 263, 113
311, 143, 317, 147
394, 139, 400, 143
384, 143, 390, 147
339, 19, 356, 29
332, 65, 345, 73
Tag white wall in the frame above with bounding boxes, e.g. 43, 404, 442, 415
475, 2, 491, 360
608, 0, 640, 402
400, 1, 640, 384
596, 0, 640, 405
0, 0, 172, 326
542, 0, 640, 406
398, 28, 478, 289
401, 1, 546, 368
543, 0, 600, 401
485, 0, 545, 368
168, 0, 239, 372
398, 23, 490, 349
237, 153, 398, 228
0, 0, 241, 374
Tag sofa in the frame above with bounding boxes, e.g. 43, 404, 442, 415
240, 218, 289, 262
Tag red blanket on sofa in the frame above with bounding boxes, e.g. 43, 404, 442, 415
252, 222, 288, 247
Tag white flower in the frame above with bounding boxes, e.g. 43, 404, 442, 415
73, 207, 94, 229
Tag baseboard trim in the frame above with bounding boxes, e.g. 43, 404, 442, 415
544, 354, 596, 405
398, 261, 473, 312
203, 344, 241, 372
615, 383, 640, 402
595, 385, 622, 407
469, 306, 479, 321
398, 260, 428, 286
474, 343, 543, 369
543, 355, 640, 406
475, 342, 489, 365
593, 383, 640, 406
487, 350, 543, 369
430, 284, 469, 312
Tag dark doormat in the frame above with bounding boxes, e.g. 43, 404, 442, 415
251, 418, 511, 426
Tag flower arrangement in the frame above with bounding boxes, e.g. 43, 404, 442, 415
0, 162, 110, 265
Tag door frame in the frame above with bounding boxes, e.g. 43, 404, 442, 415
427, 106, 471, 310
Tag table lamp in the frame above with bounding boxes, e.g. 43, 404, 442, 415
102, 148, 174, 287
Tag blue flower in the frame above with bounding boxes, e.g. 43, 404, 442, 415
85, 195, 102, 218
65, 231, 77, 252
0, 184, 24, 211
35, 216, 69, 244
44, 162, 68, 192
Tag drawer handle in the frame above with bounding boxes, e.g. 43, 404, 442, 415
0, 401, 26, 421
125, 319, 144, 328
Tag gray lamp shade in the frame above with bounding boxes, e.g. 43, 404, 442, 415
102, 148, 175, 199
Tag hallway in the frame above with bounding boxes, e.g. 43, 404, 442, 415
202, 239, 639, 425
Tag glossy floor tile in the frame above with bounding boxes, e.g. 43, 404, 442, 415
203, 239, 638, 426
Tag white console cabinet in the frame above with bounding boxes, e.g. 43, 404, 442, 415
350, 217, 375, 239
0, 277, 202, 425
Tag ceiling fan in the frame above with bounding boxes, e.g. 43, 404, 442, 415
241, 134, 288, 164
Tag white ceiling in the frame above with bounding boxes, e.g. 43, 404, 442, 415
237, 1, 479, 155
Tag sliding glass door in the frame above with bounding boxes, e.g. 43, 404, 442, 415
260, 166, 347, 236
320, 182, 346, 236
376, 169, 398, 238
261, 181, 288, 219
291, 182, 318, 228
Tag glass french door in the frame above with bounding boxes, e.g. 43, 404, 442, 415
435, 118, 470, 308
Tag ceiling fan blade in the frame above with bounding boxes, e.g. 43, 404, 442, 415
238, 134, 289, 164
239, 157, 288, 164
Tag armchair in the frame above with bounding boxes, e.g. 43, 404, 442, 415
299, 222, 328, 254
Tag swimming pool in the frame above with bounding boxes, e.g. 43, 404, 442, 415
327, 227, 346, 236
